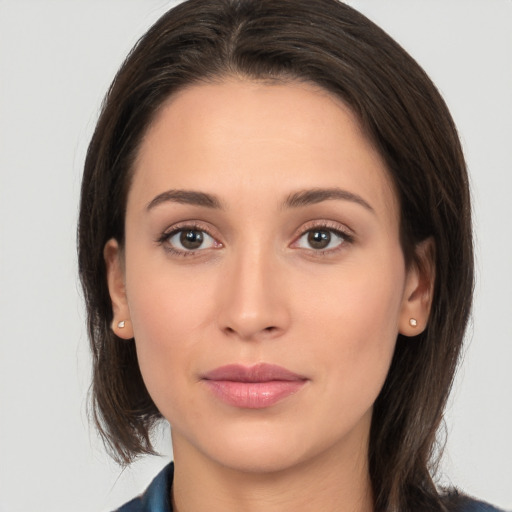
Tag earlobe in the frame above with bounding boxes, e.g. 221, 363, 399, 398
399, 237, 435, 337
104, 238, 134, 340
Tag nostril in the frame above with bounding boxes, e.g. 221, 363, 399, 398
222, 324, 279, 338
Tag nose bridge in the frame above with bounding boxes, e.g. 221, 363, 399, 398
218, 236, 289, 340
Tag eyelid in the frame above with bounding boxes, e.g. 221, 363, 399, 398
293, 219, 354, 238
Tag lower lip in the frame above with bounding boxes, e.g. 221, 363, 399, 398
203, 380, 306, 409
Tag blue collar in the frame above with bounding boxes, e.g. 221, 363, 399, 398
117, 463, 173, 512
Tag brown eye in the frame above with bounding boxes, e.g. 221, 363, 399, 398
164, 228, 218, 253
295, 227, 348, 252
307, 230, 331, 249
180, 229, 204, 249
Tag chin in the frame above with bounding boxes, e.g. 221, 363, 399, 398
173, 417, 351, 476
208, 441, 311, 475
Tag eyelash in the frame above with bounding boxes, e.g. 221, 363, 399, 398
156, 221, 354, 257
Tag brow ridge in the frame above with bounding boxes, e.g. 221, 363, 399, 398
146, 189, 222, 210
146, 187, 373, 213
283, 187, 374, 212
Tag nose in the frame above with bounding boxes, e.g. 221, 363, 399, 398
216, 244, 291, 341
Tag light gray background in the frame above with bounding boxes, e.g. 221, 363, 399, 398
0, 1, 511, 511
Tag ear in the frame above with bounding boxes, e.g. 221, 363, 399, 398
399, 237, 435, 337
104, 238, 134, 340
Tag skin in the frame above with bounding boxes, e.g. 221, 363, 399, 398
105, 79, 434, 512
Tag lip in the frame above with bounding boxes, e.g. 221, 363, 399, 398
201, 363, 308, 409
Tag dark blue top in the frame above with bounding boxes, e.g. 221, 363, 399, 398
115, 462, 507, 512
116, 464, 174, 512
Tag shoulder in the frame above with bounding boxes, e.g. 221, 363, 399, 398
114, 463, 174, 512
458, 500, 508, 512
444, 493, 508, 512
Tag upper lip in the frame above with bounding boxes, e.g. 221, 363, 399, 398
202, 363, 307, 383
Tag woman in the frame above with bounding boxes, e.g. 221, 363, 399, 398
77, 0, 503, 510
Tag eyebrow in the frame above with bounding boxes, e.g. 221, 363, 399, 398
283, 188, 374, 213
146, 187, 374, 213
146, 189, 223, 211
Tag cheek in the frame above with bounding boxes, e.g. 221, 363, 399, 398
123, 255, 218, 406
125, 240, 218, 338
298, 254, 404, 391
129, 278, 214, 344
302, 255, 404, 338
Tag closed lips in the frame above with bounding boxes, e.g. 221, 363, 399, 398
201, 363, 308, 409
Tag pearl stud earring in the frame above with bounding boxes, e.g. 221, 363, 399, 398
409, 318, 417, 327
117, 321, 126, 328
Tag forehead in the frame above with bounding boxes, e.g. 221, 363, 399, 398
130, 79, 398, 223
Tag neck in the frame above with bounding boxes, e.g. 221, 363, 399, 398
171, 431, 373, 512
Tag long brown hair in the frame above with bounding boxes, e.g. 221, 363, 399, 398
78, 1, 473, 510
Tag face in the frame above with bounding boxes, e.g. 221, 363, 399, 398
105, 79, 429, 475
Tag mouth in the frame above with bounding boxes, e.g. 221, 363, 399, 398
201, 363, 308, 409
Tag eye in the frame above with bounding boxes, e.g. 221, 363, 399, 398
161, 227, 219, 254
295, 227, 349, 251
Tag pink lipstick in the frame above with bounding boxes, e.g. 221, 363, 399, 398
201, 363, 307, 409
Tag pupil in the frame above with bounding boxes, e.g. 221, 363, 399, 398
308, 230, 330, 249
180, 230, 203, 249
